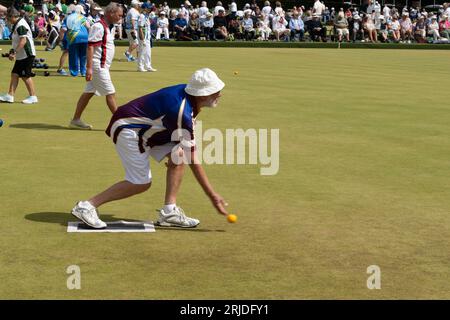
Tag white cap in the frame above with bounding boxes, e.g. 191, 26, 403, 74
131, 0, 142, 6
29, 0, 34, 4
185, 68, 225, 97
75, 4, 85, 14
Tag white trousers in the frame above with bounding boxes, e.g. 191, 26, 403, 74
156, 27, 169, 40
137, 40, 152, 71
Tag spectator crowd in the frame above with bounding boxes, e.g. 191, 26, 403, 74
2, 0, 450, 45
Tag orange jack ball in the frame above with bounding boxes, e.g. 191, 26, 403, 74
227, 214, 237, 223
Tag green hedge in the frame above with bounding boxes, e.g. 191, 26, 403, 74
2, 39, 450, 49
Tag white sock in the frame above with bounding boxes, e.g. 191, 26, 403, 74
163, 204, 176, 213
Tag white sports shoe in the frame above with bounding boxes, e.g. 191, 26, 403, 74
147, 67, 157, 72
22, 96, 38, 104
71, 201, 107, 229
0, 93, 14, 103
69, 119, 93, 130
156, 206, 200, 228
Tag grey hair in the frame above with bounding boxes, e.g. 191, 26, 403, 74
6, 6, 20, 18
104, 2, 121, 15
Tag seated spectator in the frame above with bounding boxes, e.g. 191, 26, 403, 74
363, 14, 377, 42
400, 12, 413, 43
307, 13, 327, 42
439, 14, 450, 40
428, 15, 441, 41
174, 12, 191, 40
35, 11, 47, 39
156, 11, 169, 40
241, 11, 255, 40
388, 15, 400, 42
168, 9, 178, 38
272, 11, 289, 41
289, 10, 304, 41
202, 12, 214, 40
227, 14, 241, 40
213, 9, 228, 39
351, 14, 363, 42
334, 12, 349, 42
256, 14, 271, 40
377, 15, 388, 42
188, 12, 202, 40
414, 15, 427, 43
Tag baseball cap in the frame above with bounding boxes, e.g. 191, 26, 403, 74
185, 68, 225, 97
131, 0, 142, 6
141, 2, 152, 9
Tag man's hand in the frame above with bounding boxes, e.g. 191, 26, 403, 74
85, 68, 92, 81
209, 192, 228, 216
8, 53, 15, 61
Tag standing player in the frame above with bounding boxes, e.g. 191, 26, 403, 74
69, 2, 123, 129
0, 7, 38, 104
137, 2, 156, 72
124, 0, 141, 62
71, 68, 229, 228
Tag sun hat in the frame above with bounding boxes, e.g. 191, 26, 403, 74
185, 68, 225, 97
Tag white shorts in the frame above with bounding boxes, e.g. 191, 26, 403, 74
126, 29, 139, 45
337, 28, 349, 36
115, 128, 176, 185
84, 68, 115, 96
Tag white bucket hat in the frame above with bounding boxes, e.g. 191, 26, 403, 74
185, 68, 225, 97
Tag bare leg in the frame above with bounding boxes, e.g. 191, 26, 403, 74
164, 156, 185, 205
22, 77, 36, 96
89, 180, 151, 208
72, 92, 95, 120
105, 93, 117, 114
8, 73, 20, 95
58, 50, 68, 70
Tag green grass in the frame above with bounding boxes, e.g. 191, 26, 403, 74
1, 45, 450, 299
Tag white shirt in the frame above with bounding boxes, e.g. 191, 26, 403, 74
125, 7, 140, 30
88, 20, 115, 69
313, 1, 325, 15
198, 6, 209, 18
157, 17, 169, 28
272, 15, 287, 30
138, 14, 151, 41
214, 5, 225, 16
12, 18, 36, 60
261, 5, 272, 17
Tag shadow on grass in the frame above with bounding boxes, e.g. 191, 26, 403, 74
25, 212, 141, 226
154, 226, 226, 232
25, 212, 226, 232
9, 123, 104, 131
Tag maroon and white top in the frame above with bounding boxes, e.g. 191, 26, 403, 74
88, 18, 115, 70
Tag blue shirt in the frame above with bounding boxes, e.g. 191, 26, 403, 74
65, 12, 89, 44
106, 84, 195, 150
174, 18, 187, 29
289, 17, 304, 30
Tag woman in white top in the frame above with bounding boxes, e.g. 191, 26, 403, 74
156, 11, 170, 40
427, 16, 440, 41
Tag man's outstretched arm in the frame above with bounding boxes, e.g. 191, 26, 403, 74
188, 150, 228, 216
